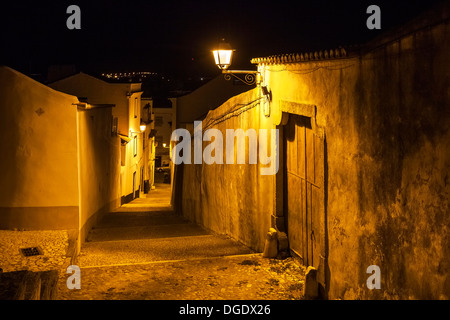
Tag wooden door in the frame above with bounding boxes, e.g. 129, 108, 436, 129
285, 114, 324, 268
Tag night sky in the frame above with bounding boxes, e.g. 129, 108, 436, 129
0, 0, 443, 79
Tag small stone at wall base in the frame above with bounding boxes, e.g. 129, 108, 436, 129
263, 228, 278, 258
303, 266, 319, 299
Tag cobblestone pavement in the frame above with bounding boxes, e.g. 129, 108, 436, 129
0, 230, 70, 274
56, 254, 306, 300
1, 184, 307, 301
55, 187, 307, 300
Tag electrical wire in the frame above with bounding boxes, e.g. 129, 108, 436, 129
203, 96, 264, 131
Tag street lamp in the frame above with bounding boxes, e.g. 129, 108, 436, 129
130, 121, 147, 134
212, 39, 271, 116
212, 39, 259, 86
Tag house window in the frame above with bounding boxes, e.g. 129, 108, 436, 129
111, 116, 118, 136
144, 103, 151, 123
121, 144, 126, 166
134, 97, 138, 119
133, 135, 137, 157
155, 116, 163, 127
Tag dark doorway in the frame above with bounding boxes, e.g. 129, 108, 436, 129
155, 156, 162, 168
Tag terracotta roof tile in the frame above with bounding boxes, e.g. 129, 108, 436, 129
251, 47, 357, 65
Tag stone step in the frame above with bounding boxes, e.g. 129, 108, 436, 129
94, 210, 180, 229
112, 205, 173, 212
77, 235, 254, 268
87, 223, 210, 242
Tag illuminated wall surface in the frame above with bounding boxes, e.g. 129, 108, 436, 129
49, 73, 143, 202
177, 4, 449, 299
0, 67, 121, 244
49, 73, 133, 134
176, 75, 254, 126
140, 97, 156, 190
76, 106, 121, 242
0, 67, 79, 230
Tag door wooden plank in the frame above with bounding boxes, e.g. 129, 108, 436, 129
306, 182, 312, 265
286, 115, 305, 262
315, 133, 324, 188
287, 172, 303, 260
298, 123, 306, 179
312, 185, 321, 269
306, 125, 315, 184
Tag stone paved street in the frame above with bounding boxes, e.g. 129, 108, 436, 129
0, 184, 306, 300
0, 229, 71, 274
57, 254, 306, 300
56, 184, 306, 300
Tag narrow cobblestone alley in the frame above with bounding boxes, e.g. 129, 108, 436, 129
56, 183, 306, 300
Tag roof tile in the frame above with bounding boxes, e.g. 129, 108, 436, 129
251, 47, 352, 65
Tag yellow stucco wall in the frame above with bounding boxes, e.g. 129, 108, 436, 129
181, 88, 274, 252
176, 75, 253, 124
49, 73, 131, 134
258, 15, 450, 299
0, 66, 79, 229
77, 106, 121, 241
0, 67, 123, 239
123, 91, 144, 200
49, 73, 144, 203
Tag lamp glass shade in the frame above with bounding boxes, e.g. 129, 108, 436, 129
212, 40, 234, 70
213, 49, 233, 69
140, 124, 146, 132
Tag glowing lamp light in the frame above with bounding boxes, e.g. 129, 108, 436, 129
212, 40, 234, 70
140, 120, 146, 132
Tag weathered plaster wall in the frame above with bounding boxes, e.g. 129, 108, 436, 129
181, 89, 273, 252
179, 3, 449, 299
259, 8, 449, 299
347, 20, 449, 299
77, 106, 121, 242
0, 66, 80, 230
